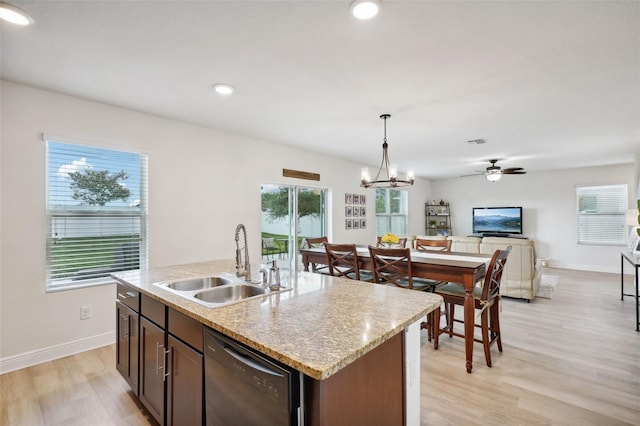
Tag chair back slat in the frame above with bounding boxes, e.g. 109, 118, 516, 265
324, 243, 362, 280
415, 239, 452, 252
375, 236, 408, 248
305, 236, 328, 248
481, 247, 511, 301
368, 246, 414, 288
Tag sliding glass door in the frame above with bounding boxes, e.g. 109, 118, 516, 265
261, 184, 327, 273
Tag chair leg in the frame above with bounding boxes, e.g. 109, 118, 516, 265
447, 302, 455, 338
480, 309, 492, 367
491, 303, 503, 352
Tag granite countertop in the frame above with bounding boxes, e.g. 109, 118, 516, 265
112, 259, 441, 380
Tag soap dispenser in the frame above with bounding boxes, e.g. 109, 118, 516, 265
268, 259, 281, 291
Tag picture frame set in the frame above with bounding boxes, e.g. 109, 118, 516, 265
345, 193, 367, 230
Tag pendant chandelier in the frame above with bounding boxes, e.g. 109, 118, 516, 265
360, 114, 414, 188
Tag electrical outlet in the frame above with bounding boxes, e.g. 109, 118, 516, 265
80, 305, 91, 320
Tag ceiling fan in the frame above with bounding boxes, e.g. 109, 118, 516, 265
463, 159, 527, 182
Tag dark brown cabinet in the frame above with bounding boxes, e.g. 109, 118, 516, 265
166, 335, 203, 426
116, 300, 139, 394
139, 316, 166, 425
118, 290, 204, 426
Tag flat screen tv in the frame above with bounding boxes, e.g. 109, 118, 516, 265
472, 207, 523, 236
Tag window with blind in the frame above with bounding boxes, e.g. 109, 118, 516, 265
46, 139, 148, 291
576, 184, 627, 245
375, 188, 408, 236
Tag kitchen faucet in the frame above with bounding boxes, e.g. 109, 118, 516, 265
234, 224, 251, 281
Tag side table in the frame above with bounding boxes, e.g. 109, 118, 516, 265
621, 250, 640, 331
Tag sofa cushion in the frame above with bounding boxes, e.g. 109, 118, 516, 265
479, 237, 541, 300
447, 236, 481, 253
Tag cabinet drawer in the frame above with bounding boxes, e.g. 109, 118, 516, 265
169, 308, 203, 352
141, 294, 165, 328
116, 283, 140, 312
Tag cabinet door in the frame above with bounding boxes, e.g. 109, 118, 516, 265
116, 301, 139, 394
140, 317, 166, 425
166, 335, 203, 426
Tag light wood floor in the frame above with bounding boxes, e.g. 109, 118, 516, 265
1, 268, 639, 425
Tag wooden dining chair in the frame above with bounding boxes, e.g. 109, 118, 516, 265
305, 236, 329, 273
375, 236, 408, 248
367, 246, 440, 345
324, 243, 372, 282
305, 236, 328, 248
412, 239, 453, 292
415, 238, 452, 252
434, 247, 511, 367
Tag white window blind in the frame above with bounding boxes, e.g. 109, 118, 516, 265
46, 139, 148, 291
576, 184, 627, 245
375, 188, 408, 235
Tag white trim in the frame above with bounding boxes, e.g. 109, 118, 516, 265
0, 332, 115, 374
404, 318, 421, 426
550, 262, 625, 275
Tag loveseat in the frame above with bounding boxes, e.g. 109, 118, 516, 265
413, 235, 541, 300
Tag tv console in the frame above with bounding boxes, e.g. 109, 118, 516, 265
468, 233, 528, 239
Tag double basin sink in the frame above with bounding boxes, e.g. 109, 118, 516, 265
154, 273, 286, 308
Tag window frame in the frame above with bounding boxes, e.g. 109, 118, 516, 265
375, 188, 408, 236
45, 137, 149, 292
576, 184, 627, 246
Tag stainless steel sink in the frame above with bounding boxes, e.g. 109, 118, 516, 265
194, 284, 266, 304
161, 276, 232, 291
153, 274, 288, 308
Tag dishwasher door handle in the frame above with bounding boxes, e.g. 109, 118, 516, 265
208, 334, 284, 378
222, 344, 285, 378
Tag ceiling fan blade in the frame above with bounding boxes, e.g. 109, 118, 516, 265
460, 172, 484, 177
502, 170, 527, 175
503, 167, 524, 172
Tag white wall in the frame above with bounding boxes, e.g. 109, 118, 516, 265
431, 164, 635, 272
0, 81, 431, 367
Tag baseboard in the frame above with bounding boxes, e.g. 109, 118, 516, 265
0, 331, 115, 375
550, 262, 622, 275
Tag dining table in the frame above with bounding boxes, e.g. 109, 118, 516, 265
300, 246, 492, 373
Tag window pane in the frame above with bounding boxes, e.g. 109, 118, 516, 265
576, 184, 627, 245
375, 189, 386, 214
46, 140, 148, 290
375, 188, 408, 235
390, 216, 406, 235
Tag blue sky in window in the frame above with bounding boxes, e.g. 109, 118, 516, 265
48, 141, 142, 208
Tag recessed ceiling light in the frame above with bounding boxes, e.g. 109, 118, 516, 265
0, 1, 34, 26
350, 0, 380, 20
212, 83, 234, 95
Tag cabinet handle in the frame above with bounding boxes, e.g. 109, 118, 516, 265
156, 343, 165, 375
163, 347, 172, 382
123, 315, 130, 339
117, 292, 136, 300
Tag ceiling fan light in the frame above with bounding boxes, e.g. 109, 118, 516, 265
486, 172, 502, 182
350, 0, 380, 20
0, 1, 34, 25
212, 83, 234, 95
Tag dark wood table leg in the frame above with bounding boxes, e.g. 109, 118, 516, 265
302, 253, 310, 272
464, 277, 474, 373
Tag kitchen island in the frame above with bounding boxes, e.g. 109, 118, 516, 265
112, 259, 441, 425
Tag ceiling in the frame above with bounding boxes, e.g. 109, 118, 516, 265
2, 1, 639, 180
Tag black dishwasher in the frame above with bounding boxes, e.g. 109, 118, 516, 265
204, 327, 300, 425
